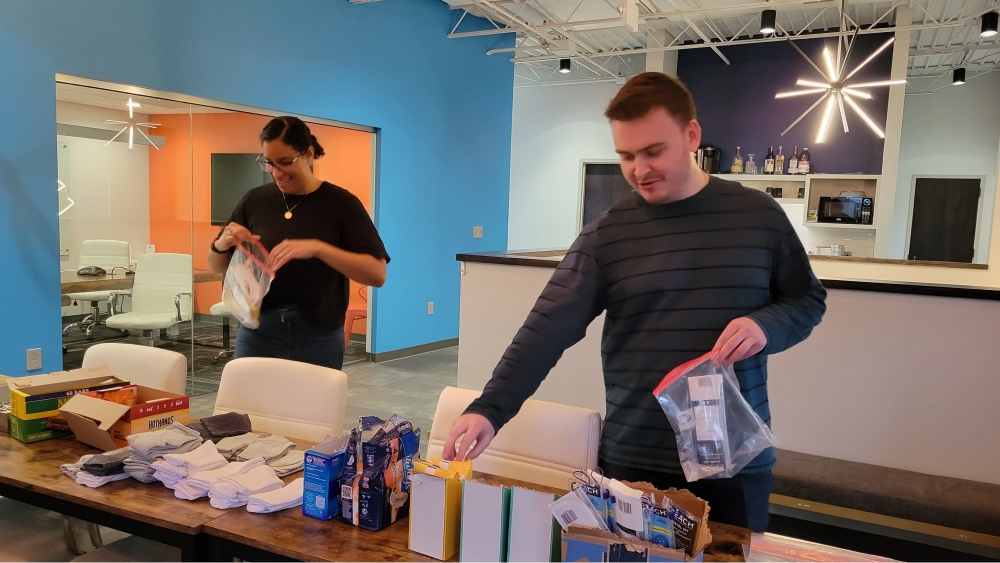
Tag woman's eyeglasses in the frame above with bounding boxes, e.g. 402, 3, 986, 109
256, 152, 304, 172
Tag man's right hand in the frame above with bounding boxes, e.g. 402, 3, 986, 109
214, 223, 259, 252
441, 414, 496, 462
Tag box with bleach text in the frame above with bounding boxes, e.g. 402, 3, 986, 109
303, 434, 350, 521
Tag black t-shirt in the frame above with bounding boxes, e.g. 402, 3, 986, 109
220, 181, 390, 330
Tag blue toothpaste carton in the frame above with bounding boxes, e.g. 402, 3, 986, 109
303, 433, 350, 520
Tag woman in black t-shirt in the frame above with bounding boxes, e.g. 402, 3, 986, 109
208, 116, 389, 370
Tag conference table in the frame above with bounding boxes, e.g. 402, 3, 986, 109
60, 270, 223, 294
0, 431, 752, 562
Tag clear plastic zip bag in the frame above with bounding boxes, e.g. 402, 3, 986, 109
221, 240, 274, 329
652, 351, 776, 481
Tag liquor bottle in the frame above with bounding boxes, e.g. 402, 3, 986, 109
730, 146, 744, 174
745, 154, 757, 174
764, 146, 776, 174
799, 147, 811, 174
788, 145, 799, 175
775, 146, 785, 175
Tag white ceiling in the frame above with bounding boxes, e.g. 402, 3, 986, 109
439, 0, 1000, 91
55, 83, 231, 114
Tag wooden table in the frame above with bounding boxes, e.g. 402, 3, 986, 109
0, 432, 750, 562
0, 433, 228, 561
60, 270, 223, 294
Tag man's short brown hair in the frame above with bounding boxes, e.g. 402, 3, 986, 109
605, 72, 697, 128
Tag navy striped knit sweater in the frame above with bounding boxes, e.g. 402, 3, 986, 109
465, 176, 827, 475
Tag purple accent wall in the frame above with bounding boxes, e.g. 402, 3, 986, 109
678, 33, 894, 175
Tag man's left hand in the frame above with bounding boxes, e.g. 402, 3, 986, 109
713, 317, 767, 365
268, 239, 323, 271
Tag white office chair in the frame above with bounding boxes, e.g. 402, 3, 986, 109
106, 253, 194, 346
209, 302, 236, 365
214, 357, 348, 443
63, 240, 131, 337
427, 386, 602, 490
81, 343, 187, 394
0, 497, 128, 561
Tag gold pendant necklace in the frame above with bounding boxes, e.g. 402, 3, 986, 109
279, 187, 311, 220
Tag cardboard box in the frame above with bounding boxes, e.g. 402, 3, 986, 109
9, 366, 127, 420
408, 473, 463, 561
562, 527, 702, 562
460, 479, 511, 562
507, 486, 561, 562
59, 385, 189, 450
560, 483, 712, 563
303, 434, 350, 521
8, 413, 73, 443
0, 375, 10, 434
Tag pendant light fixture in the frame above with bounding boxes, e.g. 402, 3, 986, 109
982, 11, 998, 37
760, 9, 777, 35
953, 68, 966, 85
559, 59, 571, 73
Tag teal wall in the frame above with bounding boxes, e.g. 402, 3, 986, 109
0, 0, 514, 373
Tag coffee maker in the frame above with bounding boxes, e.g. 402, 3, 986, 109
697, 145, 721, 174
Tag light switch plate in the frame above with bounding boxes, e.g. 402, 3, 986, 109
145, 244, 156, 254
472, 226, 483, 239
428, 302, 434, 315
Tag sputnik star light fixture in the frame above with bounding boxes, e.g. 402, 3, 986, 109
775, 32, 905, 143
104, 97, 161, 150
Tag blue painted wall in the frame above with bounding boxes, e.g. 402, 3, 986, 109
0, 0, 514, 374
679, 33, 893, 175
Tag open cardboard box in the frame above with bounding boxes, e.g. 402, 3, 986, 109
59, 385, 189, 450
562, 482, 712, 563
8, 366, 127, 420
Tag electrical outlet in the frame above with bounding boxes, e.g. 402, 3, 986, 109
26, 348, 42, 371
427, 302, 434, 315
145, 244, 156, 254
472, 226, 483, 239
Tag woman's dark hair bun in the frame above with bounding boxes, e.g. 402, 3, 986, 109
260, 116, 325, 158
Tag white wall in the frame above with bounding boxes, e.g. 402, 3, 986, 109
57, 101, 150, 315
890, 73, 1000, 263
507, 82, 621, 250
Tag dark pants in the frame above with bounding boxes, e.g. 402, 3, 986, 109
235, 306, 345, 370
600, 460, 773, 532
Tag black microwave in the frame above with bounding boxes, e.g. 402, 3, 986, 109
817, 196, 874, 224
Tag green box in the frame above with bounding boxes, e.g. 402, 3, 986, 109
8, 414, 73, 443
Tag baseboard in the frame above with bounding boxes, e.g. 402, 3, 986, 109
769, 494, 1000, 559
370, 338, 458, 363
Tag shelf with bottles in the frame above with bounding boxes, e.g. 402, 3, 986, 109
803, 175, 880, 230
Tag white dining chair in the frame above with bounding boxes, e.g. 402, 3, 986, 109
427, 386, 602, 490
213, 357, 349, 443
81, 343, 187, 394
209, 301, 236, 364
63, 239, 131, 337
105, 253, 194, 346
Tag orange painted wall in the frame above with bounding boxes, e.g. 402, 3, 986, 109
148, 112, 373, 335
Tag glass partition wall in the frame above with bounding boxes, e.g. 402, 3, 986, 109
57, 77, 376, 407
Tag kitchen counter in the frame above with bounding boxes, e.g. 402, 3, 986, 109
457, 250, 1000, 300
455, 249, 1000, 485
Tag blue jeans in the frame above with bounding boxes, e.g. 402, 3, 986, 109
235, 306, 345, 370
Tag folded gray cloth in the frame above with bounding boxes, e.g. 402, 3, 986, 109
127, 422, 202, 459
124, 432, 203, 483
200, 412, 252, 438
61, 455, 96, 480
185, 421, 215, 443
124, 461, 159, 483
82, 447, 131, 476
268, 450, 305, 477
217, 432, 263, 460
237, 434, 295, 464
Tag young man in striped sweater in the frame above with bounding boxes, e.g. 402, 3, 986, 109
443, 72, 827, 531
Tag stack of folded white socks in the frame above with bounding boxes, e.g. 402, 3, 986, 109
247, 478, 304, 514
151, 441, 228, 489
124, 422, 203, 483
76, 472, 130, 488
208, 464, 283, 509
174, 458, 265, 501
